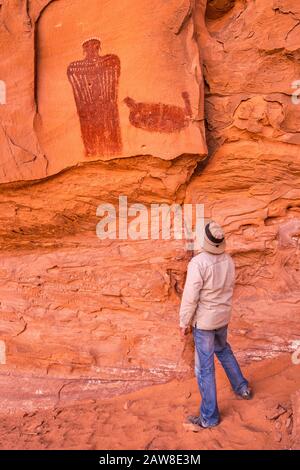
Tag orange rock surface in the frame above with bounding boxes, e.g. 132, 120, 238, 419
0, 354, 299, 450
0, 0, 299, 449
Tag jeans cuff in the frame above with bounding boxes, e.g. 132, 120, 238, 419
235, 380, 249, 394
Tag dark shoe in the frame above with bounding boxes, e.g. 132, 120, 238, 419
238, 387, 252, 400
187, 415, 219, 429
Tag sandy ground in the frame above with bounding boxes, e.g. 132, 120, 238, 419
0, 354, 299, 450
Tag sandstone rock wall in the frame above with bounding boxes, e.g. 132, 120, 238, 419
0, 0, 299, 409
0, 0, 206, 183
188, 0, 300, 357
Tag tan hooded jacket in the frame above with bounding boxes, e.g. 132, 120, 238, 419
179, 251, 235, 330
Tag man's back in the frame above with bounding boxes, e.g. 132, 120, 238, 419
179, 251, 235, 330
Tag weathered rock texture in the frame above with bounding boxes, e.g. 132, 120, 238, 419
187, 0, 300, 359
0, 0, 206, 182
0, 0, 299, 410
291, 389, 300, 449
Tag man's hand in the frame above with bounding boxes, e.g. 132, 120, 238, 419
179, 326, 191, 340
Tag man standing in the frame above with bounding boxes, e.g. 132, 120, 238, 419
179, 220, 252, 429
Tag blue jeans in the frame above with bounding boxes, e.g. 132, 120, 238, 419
193, 325, 248, 427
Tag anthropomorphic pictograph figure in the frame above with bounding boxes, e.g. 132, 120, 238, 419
67, 38, 122, 156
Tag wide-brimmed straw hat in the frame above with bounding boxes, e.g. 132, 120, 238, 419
201, 220, 226, 254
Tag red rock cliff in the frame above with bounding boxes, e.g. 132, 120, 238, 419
0, 0, 299, 410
